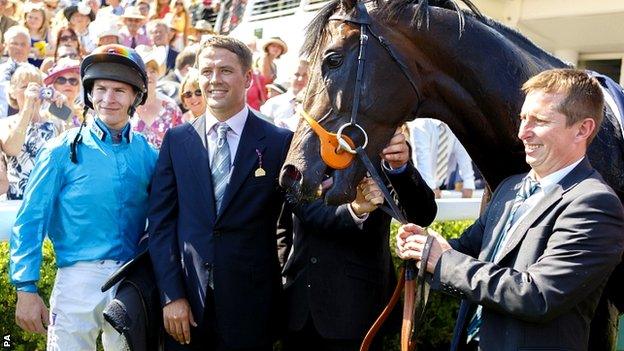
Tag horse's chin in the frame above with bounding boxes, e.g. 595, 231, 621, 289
323, 170, 357, 205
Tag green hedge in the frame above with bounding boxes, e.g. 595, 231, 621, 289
0, 220, 473, 350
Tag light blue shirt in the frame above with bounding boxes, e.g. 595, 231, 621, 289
10, 118, 158, 292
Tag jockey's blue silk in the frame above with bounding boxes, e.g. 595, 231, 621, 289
10, 118, 158, 293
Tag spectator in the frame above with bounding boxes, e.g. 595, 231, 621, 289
193, 19, 215, 37
101, 0, 124, 16
408, 118, 475, 198
0, 26, 31, 117
133, 45, 182, 148
39, 26, 82, 73
43, 58, 85, 127
167, 0, 190, 51
21, 3, 49, 67
63, 2, 96, 52
2, 0, 21, 22
246, 65, 267, 111
150, 0, 171, 19
260, 59, 309, 129
0, 0, 18, 43
0, 64, 64, 199
119, 6, 150, 48
147, 19, 177, 72
266, 82, 286, 99
162, 44, 195, 83
136, 0, 151, 18
256, 36, 287, 84
179, 68, 205, 122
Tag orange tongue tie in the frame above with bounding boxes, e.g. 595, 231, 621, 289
300, 110, 355, 170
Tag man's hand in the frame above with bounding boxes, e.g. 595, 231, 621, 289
163, 298, 196, 345
350, 177, 383, 216
381, 127, 410, 169
15, 291, 49, 334
396, 224, 452, 273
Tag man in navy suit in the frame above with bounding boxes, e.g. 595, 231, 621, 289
148, 36, 291, 350
147, 19, 178, 73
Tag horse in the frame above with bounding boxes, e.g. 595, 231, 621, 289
278, 0, 624, 349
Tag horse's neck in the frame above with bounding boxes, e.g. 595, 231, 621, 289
389, 9, 565, 187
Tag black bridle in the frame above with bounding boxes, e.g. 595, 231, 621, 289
321, 3, 433, 350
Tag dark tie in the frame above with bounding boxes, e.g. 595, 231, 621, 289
131, 36, 137, 48
466, 176, 540, 342
211, 123, 231, 213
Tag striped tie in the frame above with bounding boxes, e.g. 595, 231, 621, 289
211, 123, 231, 213
435, 123, 451, 188
466, 176, 540, 343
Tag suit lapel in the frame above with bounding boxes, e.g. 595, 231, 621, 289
184, 116, 217, 218
494, 159, 594, 264
218, 112, 266, 218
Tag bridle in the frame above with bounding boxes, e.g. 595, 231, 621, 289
300, 2, 433, 350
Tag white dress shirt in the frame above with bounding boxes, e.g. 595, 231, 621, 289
407, 118, 475, 190
260, 91, 297, 128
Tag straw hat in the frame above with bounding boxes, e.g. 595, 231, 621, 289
262, 37, 288, 56
44, 58, 81, 85
120, 6, 146, 20
63, 2, 95, 22
95, 24, 120, 41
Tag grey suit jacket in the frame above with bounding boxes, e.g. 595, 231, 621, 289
434, 158, 624, 351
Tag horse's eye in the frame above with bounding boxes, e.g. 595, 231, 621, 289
324, 53, 343, 69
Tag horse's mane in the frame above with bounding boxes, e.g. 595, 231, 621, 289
301, 0, 564, 67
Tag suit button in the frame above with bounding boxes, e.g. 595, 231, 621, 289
310, 257, 318, 264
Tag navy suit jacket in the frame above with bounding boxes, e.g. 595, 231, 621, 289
148, 112, 292, 348
166, 47, 179, 73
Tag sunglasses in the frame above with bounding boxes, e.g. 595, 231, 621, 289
182, 89, 202, 99
54, 77, 80, 86
59, 35, 77, 42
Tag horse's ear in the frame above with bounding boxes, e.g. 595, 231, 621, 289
339, 0, 356, 12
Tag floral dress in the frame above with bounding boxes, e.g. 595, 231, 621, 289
6, 118, 64, 199
133, 97, 183, 148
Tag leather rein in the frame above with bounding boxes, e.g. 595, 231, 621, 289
299, 2, 433, 350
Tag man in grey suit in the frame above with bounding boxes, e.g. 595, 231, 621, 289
396, 68, 624, 351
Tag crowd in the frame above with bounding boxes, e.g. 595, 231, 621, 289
1, 1, 623, 351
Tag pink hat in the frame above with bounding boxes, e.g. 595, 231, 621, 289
44, 58, 81, 85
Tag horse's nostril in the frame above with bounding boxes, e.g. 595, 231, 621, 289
281, 164, 303, 189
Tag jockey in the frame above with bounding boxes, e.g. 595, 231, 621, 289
9, 44, 158, 350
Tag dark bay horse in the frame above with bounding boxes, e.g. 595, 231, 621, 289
278, 0, 624, 348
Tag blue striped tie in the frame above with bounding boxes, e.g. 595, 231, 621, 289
466, 176, 539, 343
211, 123, 231, 213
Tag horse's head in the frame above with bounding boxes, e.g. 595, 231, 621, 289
279, 0, 421, 205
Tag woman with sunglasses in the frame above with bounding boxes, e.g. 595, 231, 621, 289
40, 26, 83, 73
0, 64, 65, 199
179, 68, 205, 122
43, 58, 87, 128
133, 48, 182, 148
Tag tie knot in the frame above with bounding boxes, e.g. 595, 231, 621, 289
520, 177, 540, 200
216, 123, 229, 139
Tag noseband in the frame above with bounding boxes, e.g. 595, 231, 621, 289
301, 3, 432, 351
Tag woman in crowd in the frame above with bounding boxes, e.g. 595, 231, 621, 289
168, 0, 190, 50
22, 3, 50, 67
256, 37, 287, 84
179, 69, 205, 122
151, 0, 171, 19
40, 26, 82, 73
43, 58, 85, 128
133, 48, 182, 148
63, 3, 95, 52
0, 65, 64, 199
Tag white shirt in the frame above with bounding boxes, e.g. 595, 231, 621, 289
493, 157, 584, 261
260, 91, 297, 128
407, 118, 475, 190
205, 106, 249, 165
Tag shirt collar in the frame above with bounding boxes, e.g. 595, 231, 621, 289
530, 156, 584, 190
205, 106, 249, 137
91, 118, 132, 144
